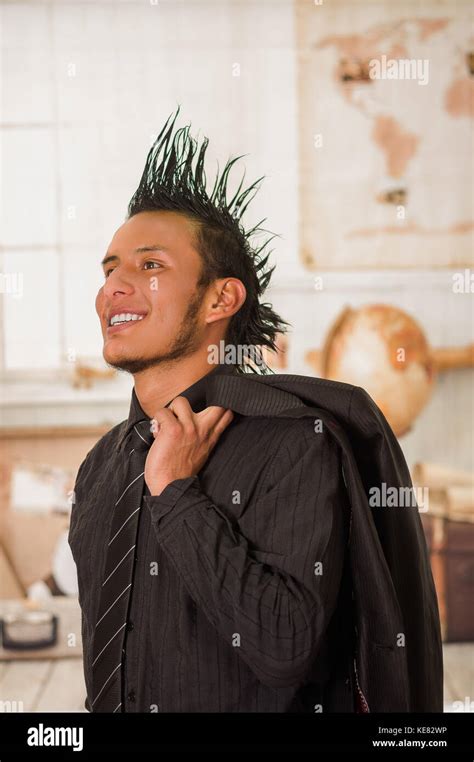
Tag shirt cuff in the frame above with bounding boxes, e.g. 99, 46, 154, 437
144, 475, 202, 537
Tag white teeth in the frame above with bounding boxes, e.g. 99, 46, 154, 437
109, 313, 145, 327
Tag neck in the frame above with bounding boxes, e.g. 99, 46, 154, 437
132, 353, 218, 418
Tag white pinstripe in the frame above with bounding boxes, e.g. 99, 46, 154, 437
114, 472, 144, 507
108, 507, 141, 546
113, 702, 122, 713
102, 545, 136, 587
92, 622, 127, 668
133, 424, 148, 444
92, 662, 122, 708
95, 584, 132, 627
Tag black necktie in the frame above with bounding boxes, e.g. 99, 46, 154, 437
90, 419, 154, 712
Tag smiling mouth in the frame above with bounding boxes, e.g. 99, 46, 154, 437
107, 312, 146, 328
106, 313, 147, 335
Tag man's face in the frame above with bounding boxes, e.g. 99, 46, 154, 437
96, 210, 208, 374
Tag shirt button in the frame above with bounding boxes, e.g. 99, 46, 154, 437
127, 689, 136, 703
127, 621, 134, 632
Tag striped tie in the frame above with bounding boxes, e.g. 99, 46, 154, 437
90, 419, 153, 712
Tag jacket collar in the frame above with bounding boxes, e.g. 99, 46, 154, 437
116, 362, 240, 452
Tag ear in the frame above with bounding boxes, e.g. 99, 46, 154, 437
205, 278, 246, 326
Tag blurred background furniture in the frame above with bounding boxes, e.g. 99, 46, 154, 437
0, 597, 85, 712
0, 427, 103, 713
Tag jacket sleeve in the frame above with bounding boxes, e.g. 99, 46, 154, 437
145, 418, 349, 690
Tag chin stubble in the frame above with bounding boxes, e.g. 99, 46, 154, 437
105, 289, 205, 375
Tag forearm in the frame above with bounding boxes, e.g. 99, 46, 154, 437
146, 476, 344, 690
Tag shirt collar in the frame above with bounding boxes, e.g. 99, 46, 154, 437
116, 362, 239, 453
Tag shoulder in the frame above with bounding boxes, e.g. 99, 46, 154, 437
236, 371, 363, 416
244, 371, 357, 398
227, 411, 341, 475
228, 409, 321, 441
243, 372, 384, 434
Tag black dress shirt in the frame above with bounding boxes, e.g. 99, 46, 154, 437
69, 362, 350, 712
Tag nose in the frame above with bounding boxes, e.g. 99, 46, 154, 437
102, 266, 135, 300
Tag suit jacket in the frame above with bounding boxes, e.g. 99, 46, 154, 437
199, 368, 443, 712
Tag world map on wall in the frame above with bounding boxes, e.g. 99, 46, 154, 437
297, 6, 474, 268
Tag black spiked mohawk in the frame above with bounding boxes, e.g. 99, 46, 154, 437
127, 106, 290, 374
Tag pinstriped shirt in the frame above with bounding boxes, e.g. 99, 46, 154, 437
69, 363, 351, 712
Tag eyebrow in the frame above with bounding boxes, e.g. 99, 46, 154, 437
101, 245, 170, 268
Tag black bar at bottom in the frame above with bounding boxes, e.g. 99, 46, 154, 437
0, 712, 471, 759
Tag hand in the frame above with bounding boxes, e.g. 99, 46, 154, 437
144, 396, 234, 496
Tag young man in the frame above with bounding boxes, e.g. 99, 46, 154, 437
69, 109, 442, 713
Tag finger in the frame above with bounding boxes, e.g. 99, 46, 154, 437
206, 408, 234, 442
152, 407, 181, 437
167, 396, 196, 428
195, 405, 229, 425
196, 407, 231, 437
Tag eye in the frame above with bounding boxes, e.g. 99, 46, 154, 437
143, 261, 163, 271
104, 267, 115, 278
